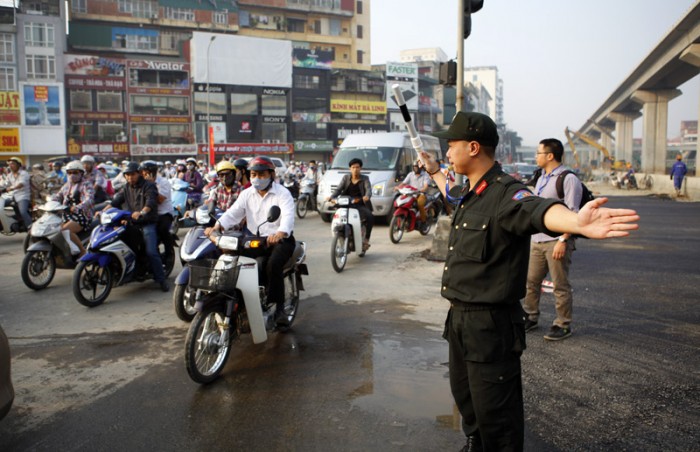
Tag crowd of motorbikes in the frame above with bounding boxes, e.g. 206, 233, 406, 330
2, 160, 453, 385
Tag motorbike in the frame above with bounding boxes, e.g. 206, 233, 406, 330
389, 186, 443, 244
21, 201, 91, 290
296, 177, 317, 219
329, 195, 366, 273
610, 171, 623, 189
173, 205, 222, 322
184, 206, 308, 384
283, 173, 300, 201
72, 208, 177, 307
0, 190, 29, 235
170, 178, 190, 234
621, 171, 638, 190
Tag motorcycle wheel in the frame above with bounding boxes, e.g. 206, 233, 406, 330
21, 250, 56, 290
320, 213, 332, 223
73, 260, 113, 307
389, 215, 405, 244
185, 307, 232, 384
173, 283, 198, 322
277, 272, 300, 331
296, 196, 308, 219
161, 244, 175, 278
331, 234, 348, 273
420, 206, 438, 236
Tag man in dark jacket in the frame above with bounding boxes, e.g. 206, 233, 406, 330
109, 162, 169, 292
326, 158, 374, 251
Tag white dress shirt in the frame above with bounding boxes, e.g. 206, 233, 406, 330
218, 181, 295, 237
155, 175, 173, 215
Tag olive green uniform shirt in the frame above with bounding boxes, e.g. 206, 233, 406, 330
442, 164, 562, 304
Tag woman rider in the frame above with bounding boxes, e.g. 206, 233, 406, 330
52, 160, 95, 256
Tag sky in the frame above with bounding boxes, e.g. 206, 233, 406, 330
370, 0, 699, 146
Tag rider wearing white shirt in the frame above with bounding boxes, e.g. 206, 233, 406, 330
209, 156, 296, 325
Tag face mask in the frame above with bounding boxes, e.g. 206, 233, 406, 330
223, 173, 235, 187
187, 164, 195, 171
309, 166, 316, 171
250, 176, 271, 191
69, 174, 82, 184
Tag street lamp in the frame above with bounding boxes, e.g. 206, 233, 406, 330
205, 35, 217, 167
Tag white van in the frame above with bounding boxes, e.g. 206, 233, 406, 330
317, 132, 442, 222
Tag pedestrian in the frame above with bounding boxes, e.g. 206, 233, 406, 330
669, 154, 687, 196
420, 111, 639, 451
522, 138, 582, 341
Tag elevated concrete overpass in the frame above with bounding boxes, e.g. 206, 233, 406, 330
578, 1, 700, 174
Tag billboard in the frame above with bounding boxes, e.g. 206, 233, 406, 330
21, 84, 63, 127
386, 62, 418, 111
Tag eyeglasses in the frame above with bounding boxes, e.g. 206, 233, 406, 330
536, 152, 551, 155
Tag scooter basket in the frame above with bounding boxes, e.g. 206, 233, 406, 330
188, 258, 240, 292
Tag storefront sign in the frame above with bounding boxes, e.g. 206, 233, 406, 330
292, 112, 330, 123
330, 100, 386, 115
67, 77, 126, 90
263, 116, 287, 123
130, 116, 189, 123
0, 128, 19, 153
131, 144, 197, 156
197, 143, 293, 155
294, 140, 334, 152
69, 112, 127, 121
65, 55, 125, 77
67, 140, 130, 156
0, 92, 20, 110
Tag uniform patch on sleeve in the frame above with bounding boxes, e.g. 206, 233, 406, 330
512, 189, 533, 200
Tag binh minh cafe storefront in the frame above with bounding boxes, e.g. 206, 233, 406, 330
64, 54, 130, 160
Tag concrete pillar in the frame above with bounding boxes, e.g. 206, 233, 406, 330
609, 112, 636, 163
633, 89, 681, 173
600, 133, 613, 155
679, 44, 700, 166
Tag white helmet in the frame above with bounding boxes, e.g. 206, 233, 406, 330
65, 161, 85, 172
80, 155, 95, 164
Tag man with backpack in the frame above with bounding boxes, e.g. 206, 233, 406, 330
522, 138, 584, 341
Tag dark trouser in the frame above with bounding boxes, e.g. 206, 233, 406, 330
444, 302, 526, 452
157, 213, 174, 257
354, 204, 374, 240
122, 223, 165, 283
243, 236, 296, 310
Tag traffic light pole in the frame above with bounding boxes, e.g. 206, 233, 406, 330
455, 0, 465, 185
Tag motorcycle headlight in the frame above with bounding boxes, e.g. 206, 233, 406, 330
195, 208, 210, 224
372, 181, 387, 197
216, 235, 239, 251
101, 212, 116, 225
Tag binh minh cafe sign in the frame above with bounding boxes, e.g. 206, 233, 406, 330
131, 144, 198, 156
67, 140, 130, 156
197, 143, 293, 155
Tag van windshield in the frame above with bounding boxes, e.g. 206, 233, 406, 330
331, 147, 400, 171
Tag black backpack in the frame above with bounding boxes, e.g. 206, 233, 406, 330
529, 168, 593, 210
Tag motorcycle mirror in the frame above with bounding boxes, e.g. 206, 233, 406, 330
267, 206, 281, 223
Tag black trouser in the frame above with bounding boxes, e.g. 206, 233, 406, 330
157, 213, 174, 256
354, 204, 374, 240
243, 235, 296, 310
444, 302, 526, 452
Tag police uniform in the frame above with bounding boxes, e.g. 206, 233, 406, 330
442, 163, 561, 451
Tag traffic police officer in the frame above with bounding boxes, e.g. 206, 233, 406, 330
420, 111, 640, 451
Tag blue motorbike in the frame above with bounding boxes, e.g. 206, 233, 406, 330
72, 208, 176, 307
172, 205, 222, 321
170, 178, 189, 234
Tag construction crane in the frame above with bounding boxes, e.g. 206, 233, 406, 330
564, 127, 615, 164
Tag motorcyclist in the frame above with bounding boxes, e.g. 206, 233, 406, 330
30, 163, 48, 207
284, 161, 302, 180
233, 158, 251, 189
51, 161, 95, 256
207, 156, 296, 326
206, 160, 241, 212
105, 162, 169, 292
326, 158, 374, 251
622, 162, 637, 189
164, 161, 176, 179
184, 157, 204, 205
305, 160, 322, 185
49, 161, 67, 184
395, 160, 431, 223
96, 163, 115, 197
80, 155, 109, 203
4, 157, 33, 230
139, 160, 175, 262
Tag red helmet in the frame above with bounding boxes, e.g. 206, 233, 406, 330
248, 156, 275, 173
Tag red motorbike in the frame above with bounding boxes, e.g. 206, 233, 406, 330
389, 186, 442, 244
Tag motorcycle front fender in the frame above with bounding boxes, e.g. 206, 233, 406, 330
237, 259, 267, 344
26, 240, 52, 253
80, 252, 111, 268
175, 266, 190, 285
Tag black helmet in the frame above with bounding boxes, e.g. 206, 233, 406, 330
233, 158, 249, 170
248, 156, 275, 172
123, 162, 141, 174
138, 160, 158, 176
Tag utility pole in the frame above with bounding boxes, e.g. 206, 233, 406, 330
206, 35, 216, 167
455, 0, 465, 185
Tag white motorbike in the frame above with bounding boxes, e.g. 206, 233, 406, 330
184, 206, 308, 384
21, 201, 90, 290
0, 191, 28, 236
329, 195, 366, 273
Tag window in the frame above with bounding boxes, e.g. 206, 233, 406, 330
160, 31, 189, 52
294, 74, 320, 90
72, 0, 87, 13
193, 91, 226, 115
97, 92, 122, 111
357, 25, 363, 39
213, 10, 228, 25
98, 122, 124, 141
0, 33, 14, 63
230, 93, 258, 115
164, 7, 195, 21
262, 123, 286, 143
294, 96, 327, 113
21, 0, 60, 16
132, 123, 189, 144
262, 95, 286, 116
118, 0, 132, 13
357, 0, 363, 14
129, 69, 188, 88
0, 67, 15, 91
126, 34, 158, 51
329, 19, 340, 36
287, 18, 305, 33
356, 50, 363, 64
70, 91, 92, 111
312, 20, 321, 34
294, 122, 327, 140
24, 23, 55, 47
130, 95, 189, 115
26, 54, 55, 79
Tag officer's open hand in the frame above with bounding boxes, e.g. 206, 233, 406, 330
577, 197, 640, 239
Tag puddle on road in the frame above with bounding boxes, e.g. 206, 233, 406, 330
349, 334, 460, 430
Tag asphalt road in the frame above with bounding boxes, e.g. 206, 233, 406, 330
0, 192, 698, 451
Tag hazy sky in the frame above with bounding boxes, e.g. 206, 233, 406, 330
370, 0, 699, 146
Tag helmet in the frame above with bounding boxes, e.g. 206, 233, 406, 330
185, 157, 197, 164
248, 156, 275, 173
123, 162, 141, 174
65, 161, 85, 172
233, 158, 249, 170
97, 163, 108, 171
80, 155, 95, 164
7, 156, 23, 166
32, 163, 44, 171
121, 160, 130, 166
53, 161, 63, 169
156, 161, 164, 167
215, 161, 236, 174
165, 161, 172, 165
138, 160, 158, 175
